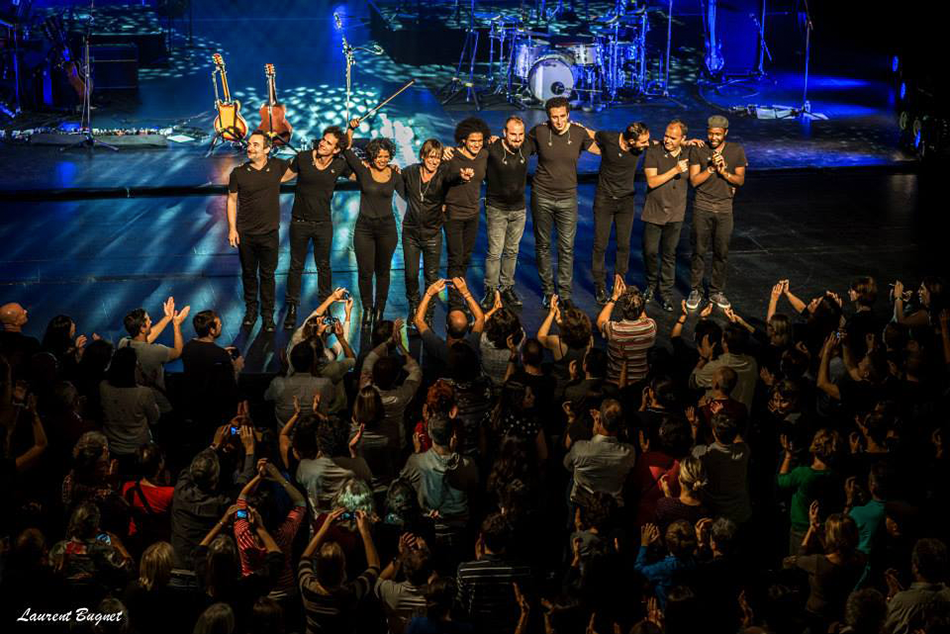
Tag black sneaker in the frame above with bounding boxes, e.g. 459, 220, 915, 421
595, 286, 609, 306
643, 288, 655, 304
283, 303, 298, 331
262, 316, 277, 333
241, 308, 258, 329
710, 292, 731, 309
542, 294, 554, 310
481, 288, 496, 312
502, 287, 523, 308
659, 297, 675, 312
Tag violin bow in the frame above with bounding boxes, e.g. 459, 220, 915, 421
356, 79, 416, 125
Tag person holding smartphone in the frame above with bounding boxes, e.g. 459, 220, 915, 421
181, 309, 244, 427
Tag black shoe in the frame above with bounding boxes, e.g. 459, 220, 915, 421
262, 316, 277, 333
283, 304, 297, 331
643, 288, 654, 304
407, 301, 419, 327
659, 297, 675, 312
502, 287, 523, 307
481, 288, 496, 312
361, 308, 373, 329
241, 308, 258, 329
595, 286, 609, 306
542, 294, 554, 309
374, 305, 386, 325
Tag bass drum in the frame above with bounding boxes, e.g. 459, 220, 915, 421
513, 42, 549, 80
527, 54, 577, 102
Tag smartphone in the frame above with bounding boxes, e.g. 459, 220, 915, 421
323, 315, 339, 326
340, 511, 356, 521
96, 533, 112, 545
230, 426, 240, 436
235, 509, 249, 520
341, 290, 351, 301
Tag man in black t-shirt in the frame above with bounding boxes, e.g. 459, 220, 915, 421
642, 120, 691, 312
588, 122, 652, 305
687, 115, 748, 311
227, 131, 292, 332
281, 126, 352, 330
0, 302, 40, 381
483, 115, 536, 309
527, 97, 595, 306
180, 309, 243, 428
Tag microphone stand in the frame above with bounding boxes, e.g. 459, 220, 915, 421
64, 0, 118, 151
798, 0, 821, 118
335, 12, 385, 124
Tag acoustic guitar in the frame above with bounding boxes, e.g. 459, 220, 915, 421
257, 64, 293, 146
42, 15, 88, 100
211, 53, 248, 142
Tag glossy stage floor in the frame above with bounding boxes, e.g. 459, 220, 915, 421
0, 0, 936, 372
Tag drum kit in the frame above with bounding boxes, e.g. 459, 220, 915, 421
483, 4, 652, 109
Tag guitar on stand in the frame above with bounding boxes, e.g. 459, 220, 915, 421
256, 63, 294, 151
208, 52, 248, 156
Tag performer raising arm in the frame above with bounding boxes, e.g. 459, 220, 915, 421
343, 118, 404, 329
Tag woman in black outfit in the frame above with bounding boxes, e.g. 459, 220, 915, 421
343, 120, 404, 327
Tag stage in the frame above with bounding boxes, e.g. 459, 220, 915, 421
0, 0, 936, 372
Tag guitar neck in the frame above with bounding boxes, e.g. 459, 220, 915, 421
268, 75, 277, 106
220, 67, 233, 103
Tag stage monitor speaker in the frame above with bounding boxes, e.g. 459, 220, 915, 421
90, 43, 139, 91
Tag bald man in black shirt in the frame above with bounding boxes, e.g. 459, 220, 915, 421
227, 131, 293, 333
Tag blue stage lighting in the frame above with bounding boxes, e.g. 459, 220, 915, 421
914, 129, 922, 148
900, 82, 906, 100
892, 55, 899, 73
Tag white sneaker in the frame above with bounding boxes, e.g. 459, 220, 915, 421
686, 290, 703, 311
710, 292, 731, 309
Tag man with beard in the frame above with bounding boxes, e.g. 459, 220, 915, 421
642, 120, 691, 312
687, 115, 747, 311
280, 126, 353, 330
227, 130, 293, 332
527, 97, 596, 307
588, 122, 652, 305
443, 117, 490, 309
482, 115, 536, 308
400, 139, 473, 325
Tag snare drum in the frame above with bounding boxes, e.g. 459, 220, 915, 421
513, 42, 549, 80
568, 43, 600, 66
527, 54, 577, 102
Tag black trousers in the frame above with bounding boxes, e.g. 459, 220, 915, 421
444, 214, 480, 306
353, 215, 398, 311
238, 230, 278, 316
591, 192, 636, 289
690, 208, 734, 294
403, 229, 442, 305
642, 220, 682, 298
286, 218, 333, 305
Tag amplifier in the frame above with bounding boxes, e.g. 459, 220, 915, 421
90, 43, 139, 92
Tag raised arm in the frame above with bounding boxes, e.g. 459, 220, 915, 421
537, 295, 561, 350
816, 334, 841, 400
302, 508, 345, 559
415, 279, 446, 334
453, 277, 485, 333
356, 510, 381, 571
597, 275, 625, 334
783, 281, 807, 315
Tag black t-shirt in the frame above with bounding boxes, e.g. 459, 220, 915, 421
400, 162, 459, 238
595, 130, 644, 198
688, 142, 748, 213
288, 151, 352, 222
227, 157, 289, 235
444, 148, 488, 220
0, 331, 41, 381
527, 122, 593, 198
642, 145, 689, 225
343, 149, 403, 219
485, 137, 537, 211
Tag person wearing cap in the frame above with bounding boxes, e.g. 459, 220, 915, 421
687, 115, 747, 311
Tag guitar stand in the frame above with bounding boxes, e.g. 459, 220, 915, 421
206, 127, 247, 157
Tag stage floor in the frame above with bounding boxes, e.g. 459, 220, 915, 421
0, 1, 932, 372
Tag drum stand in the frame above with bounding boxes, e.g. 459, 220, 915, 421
439, 0, 481, 109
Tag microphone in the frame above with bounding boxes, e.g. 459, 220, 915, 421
333, 12, 342, 29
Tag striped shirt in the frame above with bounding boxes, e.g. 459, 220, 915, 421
456, 554, 532, 634
298, 559, 379, 634
235, 499, 306, 591
603, 317, 656, 384
375, 579, 427, 630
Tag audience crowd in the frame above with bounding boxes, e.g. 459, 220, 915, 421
1, 273, 949, 634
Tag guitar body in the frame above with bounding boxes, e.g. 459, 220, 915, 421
214, 100, 248, 141
257, 102, 293, 146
